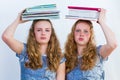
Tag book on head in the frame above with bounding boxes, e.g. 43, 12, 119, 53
22, 4, 60, 20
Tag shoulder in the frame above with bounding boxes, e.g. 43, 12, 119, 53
16, 43, 28, 62
96, 45, 102, 53
96, 45, 108, 62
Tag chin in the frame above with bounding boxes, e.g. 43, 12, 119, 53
78, 43, 86, 46
40, 41, 47, 43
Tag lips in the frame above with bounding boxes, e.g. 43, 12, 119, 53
79, 38, 84, 41
40, 37, 46, 39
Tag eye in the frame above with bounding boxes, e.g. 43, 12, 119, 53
84, 30, 89, 33
46, 29, 50, 32
75, 29, 81, 32
84, 30, 88, 33
37, 29, 41, 32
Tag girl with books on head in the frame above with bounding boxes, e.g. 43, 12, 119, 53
2, 11, 65, 80
64, 8, 117, 80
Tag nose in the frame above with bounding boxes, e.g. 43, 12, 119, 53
80, 32, 84, 37
41, 30, 45, 35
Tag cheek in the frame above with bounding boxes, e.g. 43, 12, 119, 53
74, 32, 79, 38
48, 35, 51, 40
85, 34, 91, 40
85, 34, 89, 37
35, 32, 41, 39
35, 34, 39, 41
47, 33, 51, 39
74, 33, 79, 41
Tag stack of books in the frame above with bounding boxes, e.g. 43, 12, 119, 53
65, 6, 100, 21
22, 4, 60, 20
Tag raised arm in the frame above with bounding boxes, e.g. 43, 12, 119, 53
98, 8, 117, 59
2, 11, 27, 54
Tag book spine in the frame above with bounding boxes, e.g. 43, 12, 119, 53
22, 15, 59, 20
68, 6, 100, 11
23, 10, 60, 15
65, 15, 97, 21
22, 13, 59, 17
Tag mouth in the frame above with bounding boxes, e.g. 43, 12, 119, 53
79, 38, 84, 41
40, 37, 46, 40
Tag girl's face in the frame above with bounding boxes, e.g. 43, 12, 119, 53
34, 21, 52, 45
74, 22, 91, 46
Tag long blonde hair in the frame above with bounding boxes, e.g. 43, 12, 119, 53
25, 19, 62, 71
65, 19, 97, 73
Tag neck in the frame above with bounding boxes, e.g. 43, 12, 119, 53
77, 45, 86, 56
39, 44, 48, 55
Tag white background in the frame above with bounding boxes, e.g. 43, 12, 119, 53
0, 0, 120, 80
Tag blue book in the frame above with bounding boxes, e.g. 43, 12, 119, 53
26, 4, 56, 13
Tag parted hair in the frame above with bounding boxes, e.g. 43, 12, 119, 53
64, 19, 97, 73
25, 19, 62, 71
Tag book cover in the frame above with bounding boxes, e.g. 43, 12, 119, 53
25, 4, 56, 13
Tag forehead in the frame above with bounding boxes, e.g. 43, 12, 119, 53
34, 21, 52, 29
75, 22, 90, 30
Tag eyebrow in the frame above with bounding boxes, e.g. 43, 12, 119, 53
36, 28, 51, 29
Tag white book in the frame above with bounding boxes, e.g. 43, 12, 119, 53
22, 10, 60, 15
65, 15, 97, 21
22, 15, 60, 20
22, 13, 59, 17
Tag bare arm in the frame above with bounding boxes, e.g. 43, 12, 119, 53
2, 11, 27, 54
56, 62, 65, 80
98, 9, 117, 59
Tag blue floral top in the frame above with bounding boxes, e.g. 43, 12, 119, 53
66, 45, 107, 80
16, 44, 66, 80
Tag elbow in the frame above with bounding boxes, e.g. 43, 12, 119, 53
2, 33, 10, 43
113, 43, 118, 49
110, 42, 118, 50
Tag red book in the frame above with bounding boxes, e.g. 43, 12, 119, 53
68, 6, 101, 12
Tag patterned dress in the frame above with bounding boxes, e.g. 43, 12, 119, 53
16, 43, 66, 80
66, 45, 107, 80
